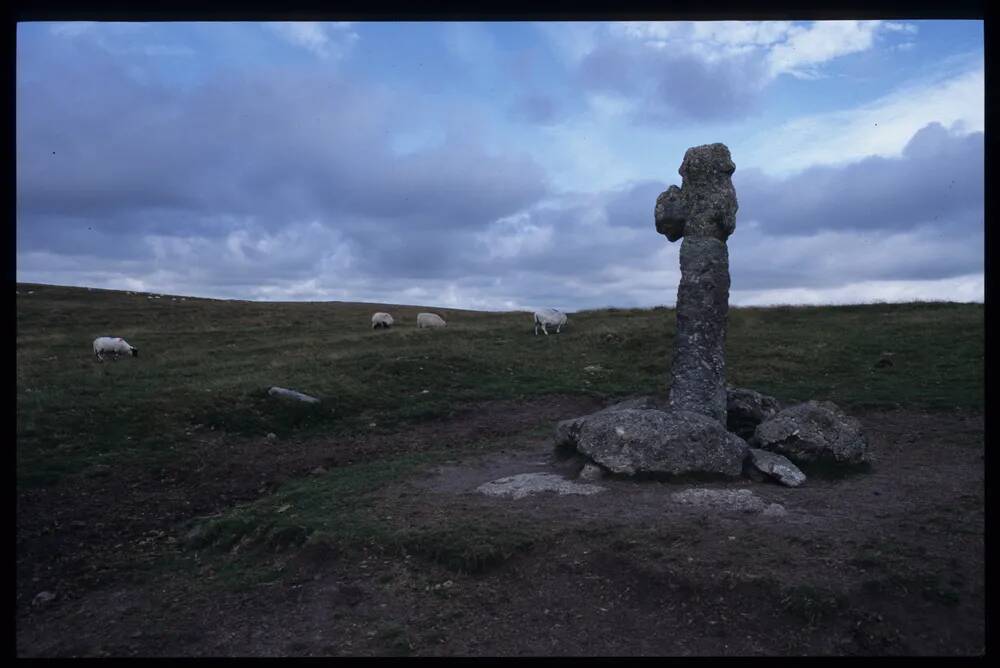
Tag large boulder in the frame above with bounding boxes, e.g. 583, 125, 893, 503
556, 408, 748, 477
726, 387, 781, 440
752, 400, 869, 466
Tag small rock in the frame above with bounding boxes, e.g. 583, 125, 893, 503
671, 488, 776, 514
266, 432, 277, 441
762, 503, 787, 517
578, 463, 605, 481
311, 466, 328, 476
85, 464, 112, 478
32, 591, 56, 607
747, 448, 807, 487
267, 386, 320, 404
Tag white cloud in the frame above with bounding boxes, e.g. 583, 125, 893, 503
477, 212, 554, 260
738, 60, 984, 175
536, 22, 600, 65
731, 273, 983, 306
265, 22, 359, 59
766, 20, 883, 79
608, 20, 917, 80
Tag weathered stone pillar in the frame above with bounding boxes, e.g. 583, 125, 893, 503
655, 143, 738, 424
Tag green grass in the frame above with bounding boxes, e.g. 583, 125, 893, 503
16, 284, 983, 490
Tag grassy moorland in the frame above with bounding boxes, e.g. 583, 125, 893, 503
16, 284, 984, 656
16, 282, 982, 491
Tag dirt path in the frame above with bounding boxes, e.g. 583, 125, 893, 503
16, 403, 984, 656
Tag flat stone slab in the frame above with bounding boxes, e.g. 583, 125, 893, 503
556, 408, 748, 477
748, 448, 807, 487
476, 473, 606, 500
671, 488, 786, 516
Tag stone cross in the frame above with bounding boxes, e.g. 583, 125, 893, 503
654, 143, 738, 425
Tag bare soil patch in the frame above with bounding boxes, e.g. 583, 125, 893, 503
16, 402, 983, 656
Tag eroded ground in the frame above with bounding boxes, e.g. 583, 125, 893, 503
16, 398, 984, 656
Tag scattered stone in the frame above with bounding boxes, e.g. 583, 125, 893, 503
32, 591, 56, 607
747, 448, 807, 487
583, 365, 605, 374
656, 143, 738, 424
267, 386, 320, 404
311, 466, 328, 476
726, 387, 781, 441
874, 354, 894, 369
556, 408, 748, 477
266, 432, 277, 441
670, 488, 782, 515
85, 464, 112, 478
753, 400, 869, 466
578, 463, 605, 481
476, 473, 605, 500
762, 503, 787, 517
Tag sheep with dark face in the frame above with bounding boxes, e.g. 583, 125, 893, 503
533, 308, 567, 336
93, 336, 139, 361
371, 312, 394, 329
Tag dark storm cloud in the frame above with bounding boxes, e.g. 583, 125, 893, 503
734, 123, 984, 236
16, 37, 550, 256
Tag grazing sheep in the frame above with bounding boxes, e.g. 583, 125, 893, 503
417, 312, 446, 329
93, 336, 139, 361
371, 312, 394, 329
534, 308, 568, 336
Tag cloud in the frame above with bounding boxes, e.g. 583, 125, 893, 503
45, 21, 195, 58
765, 20, 884, 79
17, 23, 983, 310
735, 122, 983, 236
509, 92, 560, 125
731, 273, 983, 307
566, 21, 920, 123
738, 58, 984, 174
264, 22, 359, 59
17, 48, 549, 244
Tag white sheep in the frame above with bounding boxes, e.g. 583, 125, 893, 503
371, 312, 394, 329
93, 336, 139, 361
417, 312, 446, 328
534, 308, 568, 336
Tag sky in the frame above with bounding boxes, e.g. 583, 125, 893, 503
16, 20, 984, 310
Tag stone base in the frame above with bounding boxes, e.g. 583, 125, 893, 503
556, 407, 747, 478
752, 400, 869, 466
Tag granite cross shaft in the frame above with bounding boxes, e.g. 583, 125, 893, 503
655, 143, 738, 425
